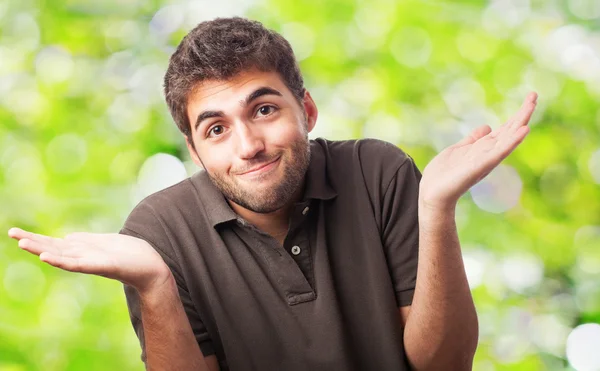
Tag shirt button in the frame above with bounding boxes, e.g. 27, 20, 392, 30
302, 206, 310, 215
291, 245, 301, 255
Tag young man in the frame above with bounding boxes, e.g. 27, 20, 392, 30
8, 17, 538, 371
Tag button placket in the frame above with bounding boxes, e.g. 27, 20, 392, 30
238, 224, 314, 306
281, 200, 316, 292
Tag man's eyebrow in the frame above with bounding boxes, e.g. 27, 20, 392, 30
195, 111, 224, 131
244, 86, 283, 106
194, 86, 283, 132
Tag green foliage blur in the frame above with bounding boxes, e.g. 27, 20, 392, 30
1, 0, 599, 370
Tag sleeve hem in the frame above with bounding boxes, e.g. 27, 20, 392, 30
396, 288, 415, 307
119, 227, 188, 292
382, 156, 412, 203
199, 341, 216, 357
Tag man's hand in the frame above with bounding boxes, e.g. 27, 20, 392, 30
8, 227, 217, 370
419, 92, 538, 211
7, 228, 171, 293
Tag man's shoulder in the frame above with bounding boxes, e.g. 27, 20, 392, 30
121, 170, 211, 235
312, 137, 411, 170
310, 137, 416, 202
137, 175, 195, 209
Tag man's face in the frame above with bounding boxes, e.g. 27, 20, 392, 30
185, 70, 318, 213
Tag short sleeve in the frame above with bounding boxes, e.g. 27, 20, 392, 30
380, 155, 421, 307
118, 200, 215, 364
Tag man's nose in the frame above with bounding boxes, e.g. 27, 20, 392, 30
236, 123, 265, 159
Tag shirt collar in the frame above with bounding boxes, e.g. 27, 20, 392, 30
190, 171, 238, 228
190, 139, 338, 229
302, 139, 337, 202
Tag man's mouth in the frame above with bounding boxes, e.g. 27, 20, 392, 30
237, 156, 281, 177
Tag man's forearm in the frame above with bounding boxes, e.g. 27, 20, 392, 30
138, 273, 211, 371
403, 201, 479, 370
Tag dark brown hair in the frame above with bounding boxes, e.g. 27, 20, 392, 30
163, 17, 305, 146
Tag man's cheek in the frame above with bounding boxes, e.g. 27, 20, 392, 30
204, 158, 228, 177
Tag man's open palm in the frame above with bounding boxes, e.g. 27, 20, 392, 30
420, 92, 538, 209
7, 228, 170, 292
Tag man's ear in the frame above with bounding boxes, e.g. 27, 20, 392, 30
185, 136, 204, 168
302, 90, 318, 133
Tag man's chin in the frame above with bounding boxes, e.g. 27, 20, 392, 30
247, 203, 285, 214
232, 195, 288, 214
234, 184, 298, 213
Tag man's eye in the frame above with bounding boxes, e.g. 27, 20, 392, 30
256, 105, 276, 117
208, 125, 224, 137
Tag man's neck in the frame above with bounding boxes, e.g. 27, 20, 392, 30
228, 182, 305, 246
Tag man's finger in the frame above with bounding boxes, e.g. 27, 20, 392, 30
40, 252, 83, 273
39, 252, 110, 276
9, 227, 54, 242
490, 92, 538, 138
454, 124, 492, 147
507, 92, 538, 134
18, 238, 62, 256
8, 228, 64, 248
509, 92, 537, 126
494, 124, 531, 160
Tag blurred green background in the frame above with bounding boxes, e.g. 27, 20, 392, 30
2, 0, 600, 370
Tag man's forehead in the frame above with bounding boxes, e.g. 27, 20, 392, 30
190, 70, 285, 102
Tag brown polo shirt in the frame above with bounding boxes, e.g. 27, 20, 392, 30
119, 138, 421, 371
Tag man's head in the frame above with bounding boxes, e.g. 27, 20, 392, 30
163, 17, 318, 213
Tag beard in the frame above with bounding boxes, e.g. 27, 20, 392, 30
205, 135, 311, 214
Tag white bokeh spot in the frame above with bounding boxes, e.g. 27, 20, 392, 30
470, 164, 523, 213
135, 153, 188, 201
566, 323, 600, 371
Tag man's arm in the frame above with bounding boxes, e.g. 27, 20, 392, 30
401, 92, 538, 369
401, 203, 478, 370
139, 270, 219, 371
7, 228, 218, 371
398, 305, 411, 328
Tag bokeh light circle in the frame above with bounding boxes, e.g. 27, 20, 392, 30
566, 323, 600, 371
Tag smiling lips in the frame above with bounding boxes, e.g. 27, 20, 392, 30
237, 156, 281, 177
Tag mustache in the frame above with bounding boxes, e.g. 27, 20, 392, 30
232, 153, 282, 175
